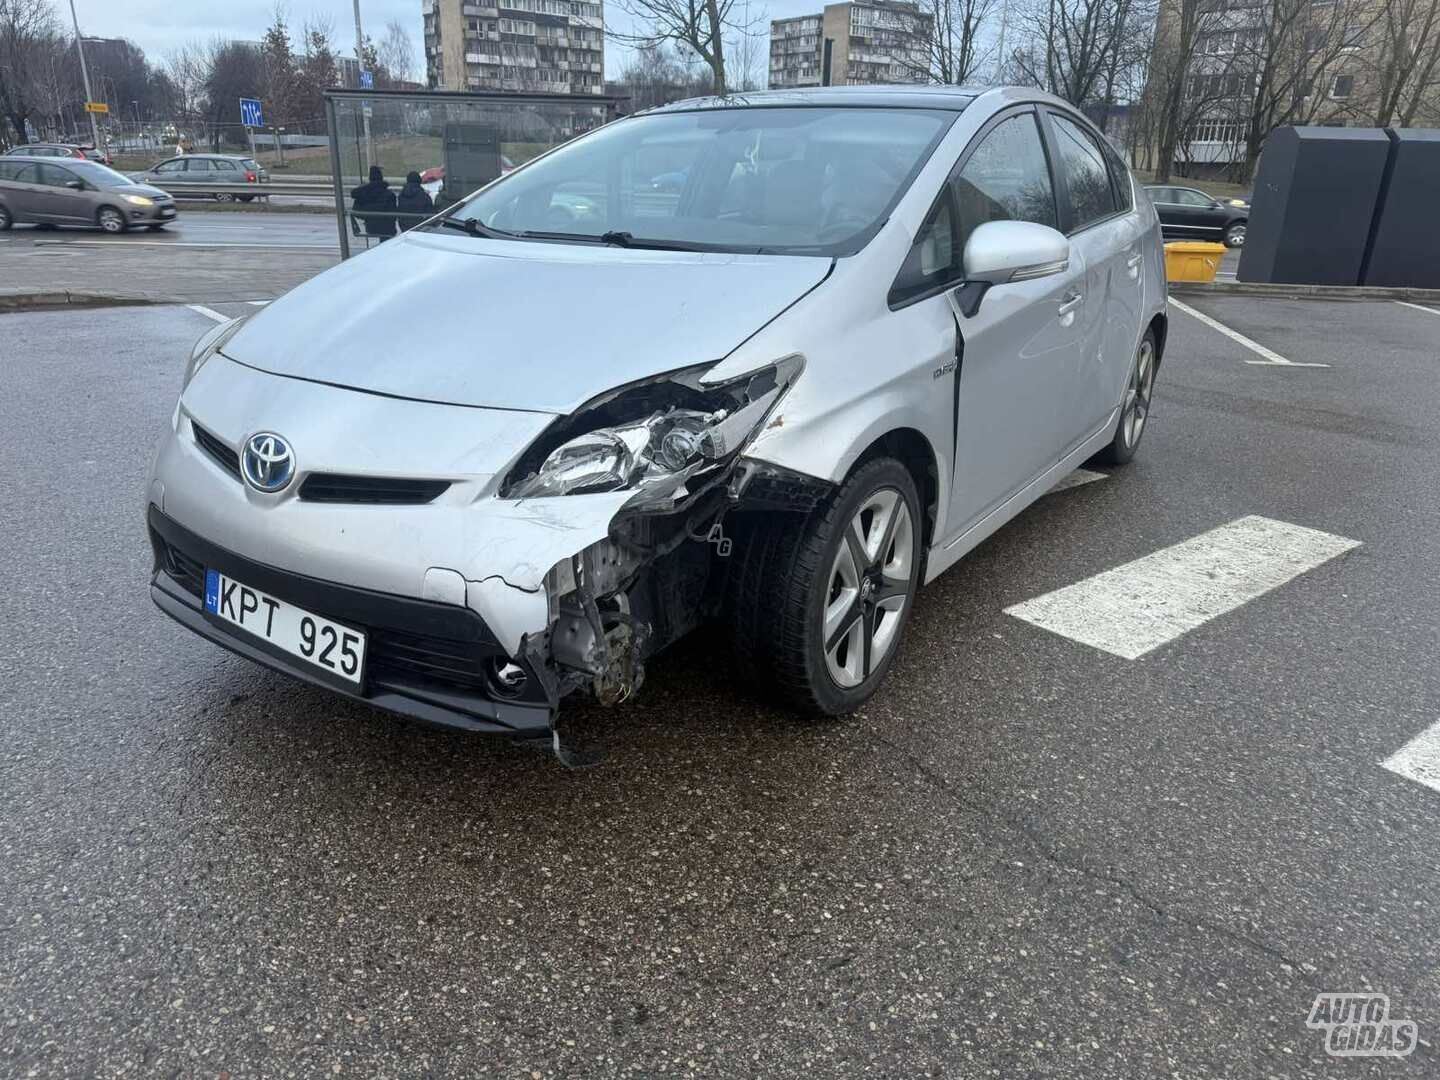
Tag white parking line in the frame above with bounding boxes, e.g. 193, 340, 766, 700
1004, 515, 1359, 659
1393, 301, 1440, 318
185, 304, 232, 324
1169, 298, 1330, 368
1048, 468, 1108, 494
1382, 720, 1440, 795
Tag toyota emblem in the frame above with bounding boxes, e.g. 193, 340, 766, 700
241, 432, 295, 493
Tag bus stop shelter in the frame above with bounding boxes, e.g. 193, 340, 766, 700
322, 87, 626, 258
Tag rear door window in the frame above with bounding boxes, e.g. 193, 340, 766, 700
1048, 112, 1118, 232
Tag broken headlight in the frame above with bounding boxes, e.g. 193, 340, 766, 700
508, 356, 801, 508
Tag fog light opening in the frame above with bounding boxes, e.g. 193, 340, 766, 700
488, 659, 529, 699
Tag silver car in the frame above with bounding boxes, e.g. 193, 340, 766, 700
130, 153, 269, 201
146, 87, 1167, 762
0, 157, 177, 232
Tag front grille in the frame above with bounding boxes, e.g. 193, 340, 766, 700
298, 474, 450, 504
192, 423, 241, 480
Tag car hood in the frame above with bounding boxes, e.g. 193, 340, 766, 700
114, 182, 168, 198
219, 232, 832, 414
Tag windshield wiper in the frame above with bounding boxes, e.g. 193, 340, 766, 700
513, 229, 707, 252
435, 217, 514, 240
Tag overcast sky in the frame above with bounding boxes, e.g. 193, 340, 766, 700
68, 0, 820, 81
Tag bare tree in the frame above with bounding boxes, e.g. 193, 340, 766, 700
902, 0, 999, 84
610, 0, 761, 95
1232, 0, 1384, 180
0, 0, 61, 145
377, 19, 417, 85
1009, 0, 1149, 107
1369, 0, 1440, 124
608, 42, 712, 109
162, 43, 209, 135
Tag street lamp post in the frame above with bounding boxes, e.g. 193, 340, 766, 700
352, 0, 374, 169
66, 0, 103, 154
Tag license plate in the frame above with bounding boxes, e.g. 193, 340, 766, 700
204, 570, 366, 685
159, 207, 176, 216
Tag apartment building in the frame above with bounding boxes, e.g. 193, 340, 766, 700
423, 0, 605, 95
769, 1, 933, 89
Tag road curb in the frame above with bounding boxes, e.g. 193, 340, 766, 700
1172, 280, 1440, 302
0, 290, 163, 312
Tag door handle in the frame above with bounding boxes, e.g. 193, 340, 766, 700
1057, 292, 1083, 316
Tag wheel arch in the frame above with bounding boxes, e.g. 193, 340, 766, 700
1148, 312, 1168, 367
851, 427, 940, 555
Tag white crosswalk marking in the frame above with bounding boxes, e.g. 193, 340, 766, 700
1382, 720, 1440, 795
1048, 468, 1108, 494
1004, 515, 1360, 659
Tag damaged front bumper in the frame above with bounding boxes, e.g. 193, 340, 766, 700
147, 353, 820, 760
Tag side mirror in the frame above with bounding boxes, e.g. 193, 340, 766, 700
65, 179, 85, 190
956, 220, 1071, 317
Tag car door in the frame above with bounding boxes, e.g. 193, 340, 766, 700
1146, 187, 1184, 236
39, 163, 94, 224
890, 107, 1086, 539
147, 157, 190, 191
2, 162, 47, 220
1170, 187, 1225, 238
1042, 110, 1143, 449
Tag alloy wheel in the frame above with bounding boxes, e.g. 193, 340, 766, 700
1122, 337, 1156, 449
822, 488, 914, 688
1226, 223, 1246, 247
98, 208, 124, 233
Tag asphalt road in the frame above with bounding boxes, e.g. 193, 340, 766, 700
0, 210, 341, 251
2, 296, 1438, 1077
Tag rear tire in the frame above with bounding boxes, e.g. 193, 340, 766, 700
97, 206, 126, 234
1092, 328, 1157, 466
239, 195, 255, 203
0, 203, 11, 230
214, 193, 235, 203
1224, 221, 1246, 247
727, 457, 922, 715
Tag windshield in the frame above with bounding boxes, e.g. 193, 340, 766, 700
446, 106, 957, 255
66, 160, 138, 188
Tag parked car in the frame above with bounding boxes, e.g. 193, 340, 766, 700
1144, 184, 1248, 247
0, 156, 177, 232
146, 86, 1167, 763
130, 154, 269, 201
4, 142, 89, 161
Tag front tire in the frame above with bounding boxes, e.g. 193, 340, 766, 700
214, 193, 235, 203
97, 206, 126, 234
1093, 328, 1157, 466
728, 457, 922, 715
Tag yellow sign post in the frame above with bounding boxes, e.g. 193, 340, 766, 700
84, 101, 109, 114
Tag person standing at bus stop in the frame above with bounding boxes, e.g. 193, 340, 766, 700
350, 165, 397, 241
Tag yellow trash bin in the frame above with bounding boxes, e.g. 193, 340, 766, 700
1163, 241, 1228, 283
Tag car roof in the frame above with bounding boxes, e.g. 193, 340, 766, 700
644, 84, 983, 114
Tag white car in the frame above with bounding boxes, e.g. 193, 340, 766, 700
147, 86, 1167, 763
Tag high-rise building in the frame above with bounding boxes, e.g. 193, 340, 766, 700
423, 0, 605, 95
769, 2, 933, 89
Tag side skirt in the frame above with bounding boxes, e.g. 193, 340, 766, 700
921, 409, 1118, 586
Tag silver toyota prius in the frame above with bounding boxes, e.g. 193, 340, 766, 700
147, 86, 1167, 762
